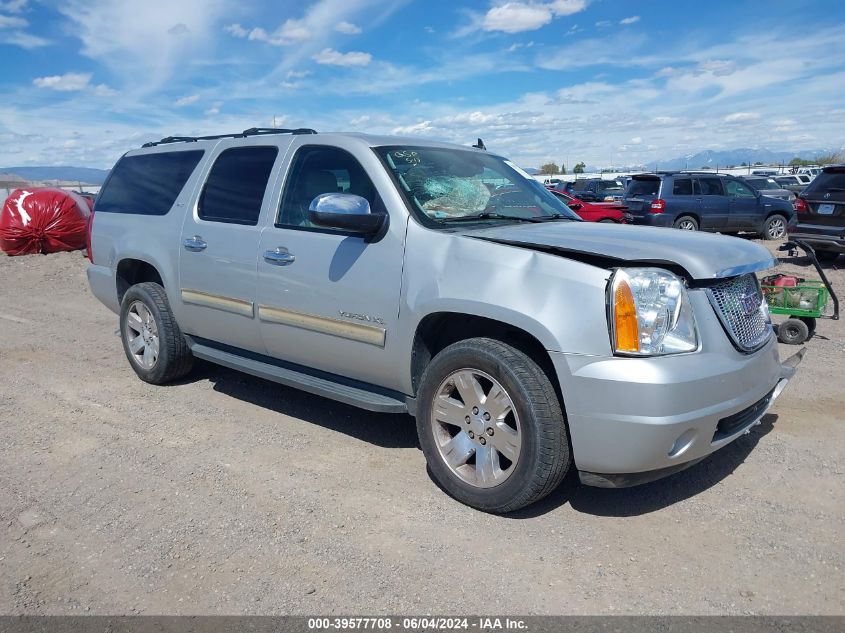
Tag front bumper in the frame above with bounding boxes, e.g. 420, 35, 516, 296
550, 292, 804, 486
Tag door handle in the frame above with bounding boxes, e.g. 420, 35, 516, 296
263, 247, 296, 266
183, 236, 207, 252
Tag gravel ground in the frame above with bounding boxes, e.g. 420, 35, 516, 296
0, 241, 842, 615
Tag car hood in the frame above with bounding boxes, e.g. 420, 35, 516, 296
464, 221, 776, 280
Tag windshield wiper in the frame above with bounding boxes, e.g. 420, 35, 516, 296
439, 212, 569, 223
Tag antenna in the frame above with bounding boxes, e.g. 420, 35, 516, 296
472, 138, 486, 151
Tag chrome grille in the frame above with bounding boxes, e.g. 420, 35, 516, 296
705, 274, 772, 352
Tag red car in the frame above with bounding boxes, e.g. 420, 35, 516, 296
549, 189, 632, 223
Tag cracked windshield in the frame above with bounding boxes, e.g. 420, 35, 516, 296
378, 147, 580, 223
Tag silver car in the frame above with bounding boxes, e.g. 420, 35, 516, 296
86, 129, 802, 512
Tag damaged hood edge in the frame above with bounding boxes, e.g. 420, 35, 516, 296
464, 223, 777, 281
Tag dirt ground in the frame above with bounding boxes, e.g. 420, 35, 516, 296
0, 239, 842, 616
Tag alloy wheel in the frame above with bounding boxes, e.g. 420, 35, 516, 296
430, 369, 522, 488
124, 300, 159, 369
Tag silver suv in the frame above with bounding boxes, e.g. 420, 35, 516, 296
87, 128, 802, 512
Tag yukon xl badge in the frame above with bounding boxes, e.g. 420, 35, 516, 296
739, 292, 760, 316
339, 310, 385, 326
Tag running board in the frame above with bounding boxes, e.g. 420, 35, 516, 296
185, 338, 408, 414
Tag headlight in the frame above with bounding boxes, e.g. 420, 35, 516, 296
610, 268, 698, 356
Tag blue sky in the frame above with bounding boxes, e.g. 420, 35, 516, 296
0, 0, 843, 169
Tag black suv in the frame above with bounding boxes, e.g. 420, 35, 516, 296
790, 165, 845, 262
623, 172, 796, 240
573, 178, 624, 202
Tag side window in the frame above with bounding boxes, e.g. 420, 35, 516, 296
672, 179, 692, 196
698, 177, 725, 196
278, 146, 381, 229
95, 150, 204, 215
198, 146, 278, 225
724, 180, 756, 197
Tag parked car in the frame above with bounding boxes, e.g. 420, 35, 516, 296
623, 172, 795, 240
86, 129, 801, 513
774, 174, 812, 194
797, 167, 822, 179
548, 189, 632, 223
790, 164, 845, 262
574, 178, 625, 202
739, 176, 795, 202
751, 169, 779, 176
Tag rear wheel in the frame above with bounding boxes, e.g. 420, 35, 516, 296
120, 282, 193, 384
416, 338, 570, 513
762, 214, 787, 240
799, 317, 817, 339
673, 215, 698, 231
777, 318, 809, 345
598, 218, 615, 223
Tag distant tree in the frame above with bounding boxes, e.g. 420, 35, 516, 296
726, 165, 735, 169
741, 161, 748, 167
700, 165, 711, 170
539, 162, 560, 175
560, 163, 567, 174
754, 161, 763, 166
815, 153, 839, 166
573, 161, 586, 174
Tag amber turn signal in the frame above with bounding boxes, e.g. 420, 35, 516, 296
613, 278, 640, 353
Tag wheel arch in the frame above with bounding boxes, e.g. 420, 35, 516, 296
116, 258, 165, 304
409, 311, 563, 404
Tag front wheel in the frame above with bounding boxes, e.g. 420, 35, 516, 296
762, 214, 787, 240
416, 338, 570, 513
673, 215, 698, 231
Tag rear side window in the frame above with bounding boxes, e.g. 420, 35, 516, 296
672, 179, 692, 195
95, 150, 204, 215
804, 169, 845, 194
627, 178, 659, 196
199, 146, 279, 225
697, 177, 725, 195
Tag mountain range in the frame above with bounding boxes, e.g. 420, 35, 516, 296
643, 148, 841, 171
0, 166, 110, 185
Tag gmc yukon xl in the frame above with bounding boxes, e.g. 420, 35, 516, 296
87, 128, 802, 512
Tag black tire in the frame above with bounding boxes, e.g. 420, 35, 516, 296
777, 318, 809, 345
799, 317, 817, 338
816, 250, 840, 263
416, 337, 570, 513
119, 282, 193, 384
673, 215, 698, 231
762, 214, 788, 241
598, 218, 615, 223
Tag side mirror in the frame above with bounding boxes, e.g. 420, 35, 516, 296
308, 193, 386, 235
569, 203, 582, 211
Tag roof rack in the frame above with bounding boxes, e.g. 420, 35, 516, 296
141, 127, 318, 148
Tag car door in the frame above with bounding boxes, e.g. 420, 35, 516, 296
255, 141, 407, 390
178, 140, 284, 353
695, 177, 729, 230
724, 178, 760, 230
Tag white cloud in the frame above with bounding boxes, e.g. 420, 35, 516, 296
224, 23, 248, 37
475, 0, 589, 34
595, 20, 611, 28
629, 136, 642, 144
33, 72, 92, 91
0, 29, 48, 48
0, 14, 27, 28
483, 3, 553, 33
549, 0, 588, 16
335, 21, 361, 34
724, 112, 760, 122
94, 84, 118, 97
175, 94, 200, 106
313, 47, 372, 66
620, 15, 640, 25
286, 69, 311, 79
59, 0, 231, 94
0, 0, 28, 12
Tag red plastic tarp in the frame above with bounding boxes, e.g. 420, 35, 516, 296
0, 188, 91, 256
